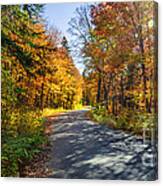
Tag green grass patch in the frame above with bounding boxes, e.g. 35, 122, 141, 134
1, 108, 48, 177
89, 107, 157, 136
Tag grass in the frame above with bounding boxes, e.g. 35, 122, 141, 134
42, 108, 69, 117
42, 104, 86, 117
89, 107, 157, 137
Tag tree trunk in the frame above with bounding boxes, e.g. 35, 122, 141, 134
120, 74, 124, 109
96, 73, 102, 104
40, 78, 45, 110
103, 75, 109, 110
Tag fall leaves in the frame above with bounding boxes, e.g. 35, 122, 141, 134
1, 4, 83, 176
1, 1, 158, 177
1, 5, 83, 110
77, 2, 157, 116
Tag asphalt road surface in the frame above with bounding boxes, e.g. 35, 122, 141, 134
48, 109, 157, 180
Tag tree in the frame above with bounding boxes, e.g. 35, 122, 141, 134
1, 4, 83, 176
69, 1, 157, 117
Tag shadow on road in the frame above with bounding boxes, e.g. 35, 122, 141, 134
48, 110, 157, 180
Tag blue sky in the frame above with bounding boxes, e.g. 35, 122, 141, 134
43, 3, 84, 39
43, 2, 89, 73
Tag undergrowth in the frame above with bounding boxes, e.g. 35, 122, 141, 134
89, 107, 157, 136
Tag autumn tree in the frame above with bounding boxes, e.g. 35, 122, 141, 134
1, 4, 83, 176
69, 2, 157, 133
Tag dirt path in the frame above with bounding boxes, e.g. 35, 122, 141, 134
48, 109, 157, 180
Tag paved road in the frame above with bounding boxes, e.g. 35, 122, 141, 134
48, 110, 157, 180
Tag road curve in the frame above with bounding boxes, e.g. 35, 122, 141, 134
48, 109, 157, 180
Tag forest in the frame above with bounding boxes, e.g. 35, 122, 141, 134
1, 1, 157, 177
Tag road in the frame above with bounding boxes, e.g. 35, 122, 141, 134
48, 109, 157, 180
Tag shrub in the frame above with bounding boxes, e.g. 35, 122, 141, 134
1, 107, 47, 177
91, 107, 117, 127
90, 107, 157, 136
1, 134, 46, 177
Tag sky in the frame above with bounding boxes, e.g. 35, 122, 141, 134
43, 2, 89, 73
43, 3, 84, 39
